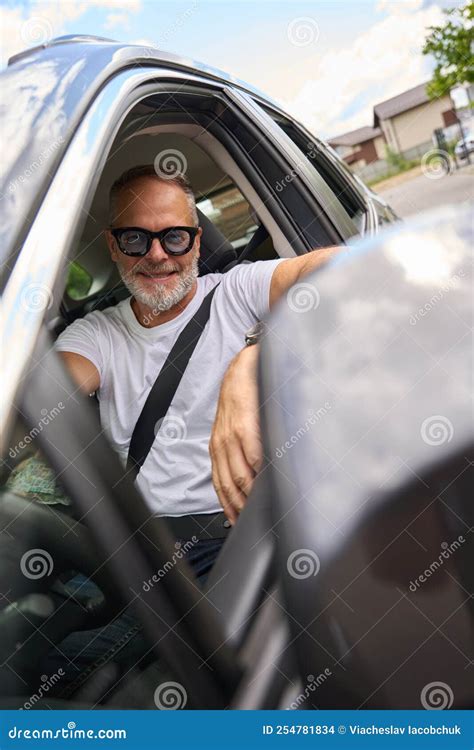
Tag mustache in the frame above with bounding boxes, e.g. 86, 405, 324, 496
129, 262, 181, 276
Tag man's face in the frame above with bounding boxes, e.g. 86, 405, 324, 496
106, 177, 201, 312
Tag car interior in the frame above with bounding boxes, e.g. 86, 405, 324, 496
1, 87, 471, 712
0, 90, 301, 709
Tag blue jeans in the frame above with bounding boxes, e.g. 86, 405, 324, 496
43, 538, 224, 698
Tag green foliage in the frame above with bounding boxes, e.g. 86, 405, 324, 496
66, 261, 92, 300
385, 146, 410, 170
364, 148, 422, 187
384, 147, 419, 172
422, 2, 474, 98
445, 138, 459, 155
365, 162, 419, 188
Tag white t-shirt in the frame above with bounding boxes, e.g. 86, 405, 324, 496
55, 260, 283, 516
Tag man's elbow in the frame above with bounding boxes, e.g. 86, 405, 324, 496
59, 351, 100, 395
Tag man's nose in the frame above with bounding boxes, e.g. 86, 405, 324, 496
147, 237, 169, 262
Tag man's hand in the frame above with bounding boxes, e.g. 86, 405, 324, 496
210, 345, 262, 525
210, 244, 345, 523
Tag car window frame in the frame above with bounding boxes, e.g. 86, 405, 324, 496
5, 64, 363, 441
228, 90, 363, 240
257, 103, 384, 235
128, 84, 347, 252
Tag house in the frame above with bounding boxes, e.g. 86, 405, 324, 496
328, 125, 385, 168
373, 82, 456, 154
329, 82, 457, 171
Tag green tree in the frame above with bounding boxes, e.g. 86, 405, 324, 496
422, 2, 474, 100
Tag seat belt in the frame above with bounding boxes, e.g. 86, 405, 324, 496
127, 283, 220, 479
222, 223, 268, 271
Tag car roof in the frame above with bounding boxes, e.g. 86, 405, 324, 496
7, 34, 281, 106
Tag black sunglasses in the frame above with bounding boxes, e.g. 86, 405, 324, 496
110, 226, 199, 257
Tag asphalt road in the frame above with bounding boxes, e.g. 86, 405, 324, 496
375, 163, 473, 218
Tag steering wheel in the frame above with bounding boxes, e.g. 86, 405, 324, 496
0, 490, 122, 621
0, 491, 123, 697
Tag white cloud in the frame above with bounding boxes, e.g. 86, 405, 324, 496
91, 0, 141, 7
0, 0, 141, 68
281, 2, 445, 139
104, 12, 131, 31
129, 38, 156, 47
375, 0, 426, 13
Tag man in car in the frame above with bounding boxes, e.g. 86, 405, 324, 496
57, 165, 340, 534
52, 164, 341, 684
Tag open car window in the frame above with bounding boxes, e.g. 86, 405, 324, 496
259, 105, 368, 234
197, 185, 257, 252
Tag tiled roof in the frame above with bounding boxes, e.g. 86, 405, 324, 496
373, 82, 432, 123
328, 125, 382, 147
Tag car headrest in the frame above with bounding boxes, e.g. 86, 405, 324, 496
197, 208, 237, 275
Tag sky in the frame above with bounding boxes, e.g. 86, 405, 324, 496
0, 0, 462, 139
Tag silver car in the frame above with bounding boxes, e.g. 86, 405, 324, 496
3, 37, 471, 712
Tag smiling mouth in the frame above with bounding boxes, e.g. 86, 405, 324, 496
137, 270, 177, 280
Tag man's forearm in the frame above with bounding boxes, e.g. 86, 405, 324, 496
298, 245, 343, 279
209, 343, 262, 523
270, 245, 344, 307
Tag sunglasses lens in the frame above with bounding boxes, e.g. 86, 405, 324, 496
162, 229, 193, 254
118, 230, 148, 255
115, 228, 195, 256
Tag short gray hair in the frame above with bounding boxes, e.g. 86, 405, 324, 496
108, 164, 198, 226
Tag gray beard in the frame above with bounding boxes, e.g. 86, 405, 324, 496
119, 255, 199, 313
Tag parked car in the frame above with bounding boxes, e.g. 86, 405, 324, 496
2, 37, 471, 712
454, 131, 474, 159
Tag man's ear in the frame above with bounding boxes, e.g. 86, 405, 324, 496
105, 230, 119, 262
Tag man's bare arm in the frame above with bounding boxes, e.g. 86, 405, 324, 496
211, 246, 344, 522
269, 245, 343, 307
210, 345, 260, 525
59, 352, 100, 395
